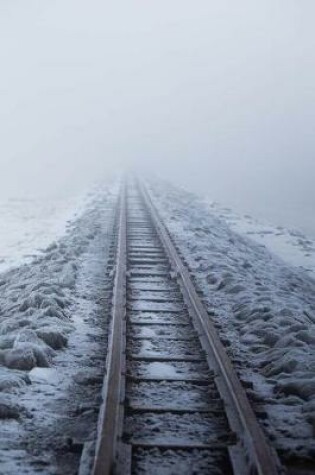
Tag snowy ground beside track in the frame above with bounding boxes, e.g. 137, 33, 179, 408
206, 200, 315, 280
149, 180, 315, 465
0, 190, 96, 274
0, 181, 118, 474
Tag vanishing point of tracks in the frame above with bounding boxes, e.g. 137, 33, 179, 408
88, 179, 282, 475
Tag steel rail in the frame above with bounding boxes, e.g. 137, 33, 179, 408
138, 180, 282, 475
91, 183, 127, 475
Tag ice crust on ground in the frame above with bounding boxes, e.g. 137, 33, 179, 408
0, 182, 118, 473
150, 180, 315, 461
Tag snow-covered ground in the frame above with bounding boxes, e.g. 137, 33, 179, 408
149, 180, 315, 466
0, 190, 97, 274
0, 181, 119, 474
206, 200, 315, 280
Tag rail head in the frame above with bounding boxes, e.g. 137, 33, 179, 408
91, 182, 127, 475
138, 179, 283, 475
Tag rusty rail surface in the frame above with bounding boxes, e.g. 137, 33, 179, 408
88, 178, 282, 475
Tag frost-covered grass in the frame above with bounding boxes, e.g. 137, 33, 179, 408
150, 180, 315, 463
0, 183, 118, 474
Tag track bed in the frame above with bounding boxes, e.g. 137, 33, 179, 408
123, 192, 233, 473
90, 181, 282, 475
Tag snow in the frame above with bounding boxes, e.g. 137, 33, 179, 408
0, 181, 119, 474
0, 191, 93, 274
206, 200, 315, 279
149, 180, 315, 463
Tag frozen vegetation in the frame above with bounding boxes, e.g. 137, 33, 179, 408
0, 182, 118, 473
149, 180, 315, 464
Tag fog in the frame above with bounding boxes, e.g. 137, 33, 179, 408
1, 1, 315, 235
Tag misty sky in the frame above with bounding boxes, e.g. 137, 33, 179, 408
0, 1, 314, 234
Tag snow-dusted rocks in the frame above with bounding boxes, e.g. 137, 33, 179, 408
0, 397, 23, 420
0, 367, 30, 393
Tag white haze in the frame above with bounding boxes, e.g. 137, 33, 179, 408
0, 1, 315, 235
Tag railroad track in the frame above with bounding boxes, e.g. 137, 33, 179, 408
87, 179, 283, 475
